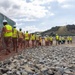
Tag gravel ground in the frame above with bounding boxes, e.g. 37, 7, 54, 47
0, 45, 75, 75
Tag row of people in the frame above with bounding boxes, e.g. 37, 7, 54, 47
1, 20, 44, 55
0, 20, 73, 55
55, 34, 72, 45
44, 35, 72, 46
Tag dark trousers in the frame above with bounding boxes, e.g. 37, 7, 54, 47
25, 40, 29, 48
12, 38, 18, 52
32, 40, 35, 47
18, 38, 23, 48
36, 40, 39, 46
4, 37, 12, 53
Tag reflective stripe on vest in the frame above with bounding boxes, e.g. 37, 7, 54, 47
25, 33, 29, 40
50, 37, 53, 41
56, 35, 59, 40
39, 38, 42, 43
36, 35, 39, 40
12, 28, 18, 38
4, 24, 12, 37
67, 37, 69, 40
69, 37, 72, 40
59, 37, 61, 41
45, 37, 48, 41
31, 35, 35, 40
19, 31, 23, 38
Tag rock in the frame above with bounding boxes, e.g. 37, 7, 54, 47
65, 69, 72, 74
22, 72, 27, 75
7, 71, 13, 75
0, 68, 8, 74
3, 60, 11, 66
47, 69, 54, 75
54, 71, 63, 75
63, 74, 68, 75
0, 61, 3, 67
39, 59, 44, 64
22, 64, 34, 73
16, 71, 21, 75
0, 46, 75, 75
34, 64, 44, 69
40, 67, 49, 72
3, 74, 7, 75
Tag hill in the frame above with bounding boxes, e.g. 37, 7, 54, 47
41, 24, 75, 36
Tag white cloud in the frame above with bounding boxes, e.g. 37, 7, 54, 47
57, 0, 67, 4
13, 18, 36, 22
0, 0, 52, 20
22, 25, 43, 33
24, 18, 36, 21
56, 0, 74, 9
16, 23, 23, 26
0, 0, 54, 22
61, 4, 74, 8
16, 25, 45, 33
32, 0, 54, 5
49, 13, 55, 16
1, 0, 74, 33
48, 6, 51, 9
0, 0, 55, 33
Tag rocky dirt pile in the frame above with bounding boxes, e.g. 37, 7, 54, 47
0, 45, 75, 75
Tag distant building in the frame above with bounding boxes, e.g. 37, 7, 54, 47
0, 13, 16, 33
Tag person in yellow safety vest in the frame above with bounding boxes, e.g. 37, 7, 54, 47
50, 36, 53, 45
1, 20, 12, 55
25, 31, 30, 48
22, 31, 25, 49
55, 34, 59, 45
22, 32, 25, 49
12, 26, 18, 53
31, 33, 36, 48
18, 28, 24, 49
58, 36, 61, 45
67, 36, 70, 44
35, 33, 40, 47
61, 36, 65, 44
45, 35, 49, 46
39, 36, 42, 46
69, 36, 72, 44
47, 35, 50, 46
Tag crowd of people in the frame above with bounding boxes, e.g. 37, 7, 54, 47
55, 34, 72, 45
0, 20, 73, 55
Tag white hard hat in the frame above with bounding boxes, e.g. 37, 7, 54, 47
3, 20, 7, 23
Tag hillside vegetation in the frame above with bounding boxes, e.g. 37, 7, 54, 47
41, 24, 75, 36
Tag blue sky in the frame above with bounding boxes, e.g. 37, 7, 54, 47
0, 0, 75, 33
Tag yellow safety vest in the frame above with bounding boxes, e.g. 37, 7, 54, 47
36, 35, 39, 40
69, 37, 72, 41
19, 31, 23, 38
45, 37, 48, 41
25, 33, 29, 40
56, 35, 59, 40
31, 34, 35, 40
39, 37, 42, 43
4, 24, 12, 37
67, 37, 69, 40
12, 28, 18, 38
50, 37, 53, 41
59, 37, 61, 41
61, 37, 64, 40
